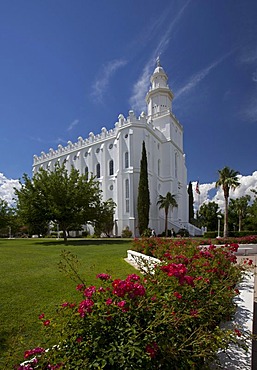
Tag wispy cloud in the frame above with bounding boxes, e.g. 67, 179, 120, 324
67, 119, 79, 131
175, 50, 235, 99
91, 59, 127, 102
129, 0, 191, 113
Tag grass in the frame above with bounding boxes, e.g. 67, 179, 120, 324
0, 238, 135, 369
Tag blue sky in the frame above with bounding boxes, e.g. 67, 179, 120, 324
0, 0, 257, 190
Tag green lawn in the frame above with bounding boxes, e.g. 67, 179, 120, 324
0, 238, 135, 369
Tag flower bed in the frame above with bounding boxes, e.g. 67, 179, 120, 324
16, 242, 252, 369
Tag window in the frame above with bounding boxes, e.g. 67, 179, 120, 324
125, 151, 129, 168
109, 160, 114, 176
85, 166, 89, 181
96, 148, 100, 154
125, 179, 129, 213
109, 143, 113, 149
96, 163, 100, 178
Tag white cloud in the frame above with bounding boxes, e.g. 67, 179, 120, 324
192, 171, 257, 213
0, 173, 21, 206
176, 49, 235, 99
91, 59, 127, 102
67, 119, 79, 131
129, 0, 191, 113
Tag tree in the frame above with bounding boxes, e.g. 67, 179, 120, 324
197, 201, 221, 231
94, 199, 116, 237
215, 166, 240, 237
229, 195, 250, 232
137, 141, 150, 235
157, 192, 178, 237
15, 164, 102, 242
187, 181, 194, 223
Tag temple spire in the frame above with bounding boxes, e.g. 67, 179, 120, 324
156, 56, 161, 67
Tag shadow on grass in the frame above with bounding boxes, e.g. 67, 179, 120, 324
35, 238, 133, 247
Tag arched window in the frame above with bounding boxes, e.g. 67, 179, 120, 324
109, 160, 114, 176
125, 179, 129, 213
96, 163, 101, 178
85, 166, 89, 181
125, 151, 129, 168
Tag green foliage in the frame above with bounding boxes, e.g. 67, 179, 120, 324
137, 141, 150, 235
94, 199, 116, 237
157, 192, 178, 237
121, 226, 132, 238
197, 202, 221, 231
17, 240, 251, 369
228, 195, 251, 232
15, 164, 103, 242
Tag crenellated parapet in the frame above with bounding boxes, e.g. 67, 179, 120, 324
33, 110, 150, 165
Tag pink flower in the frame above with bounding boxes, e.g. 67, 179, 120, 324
96, 273, 111, 280
61, 302, 69, 308
78, 299, 94, 317
38, 313, 45, 320
43, 320, 51, 326
117, 300, 126, 308
105, 298, 113, 305
24, 347, 45, 359
83, 286, 96, 298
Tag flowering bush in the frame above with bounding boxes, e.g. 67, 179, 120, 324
16, 243, 252, 369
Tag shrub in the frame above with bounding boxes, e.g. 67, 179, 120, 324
121, 226, 132, 238
16, 243, 252, 370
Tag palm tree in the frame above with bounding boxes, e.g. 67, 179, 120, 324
230, 195, 250, 231
215, 166, 240, 237
157, 192, 178, 236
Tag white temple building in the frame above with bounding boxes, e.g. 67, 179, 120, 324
33, 59, 200, 237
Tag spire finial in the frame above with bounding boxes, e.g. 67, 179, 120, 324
156, 56, 161, 67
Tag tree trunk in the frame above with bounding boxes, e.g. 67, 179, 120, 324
63, 228, 68, 243
165, 210, 168, 237
238, 214, 242, 232
224, 196, 228, 237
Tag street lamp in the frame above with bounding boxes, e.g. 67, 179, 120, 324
217, 215, 222, 238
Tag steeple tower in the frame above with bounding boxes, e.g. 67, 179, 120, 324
146, 57, 174, 117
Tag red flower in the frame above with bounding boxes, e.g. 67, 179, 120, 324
173, 291, 182, 299
43, 320, 50, 326
146, 342, 158, 358
190, 309, 198, 317
76, 284, 85, 291
234, 328, 242, 337
38, 313, 45, 320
